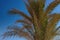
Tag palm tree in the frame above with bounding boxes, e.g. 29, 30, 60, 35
2, 0, 60, 40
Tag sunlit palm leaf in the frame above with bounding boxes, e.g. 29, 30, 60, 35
48, 14, 60, 31
45, 0, 60, 16
45, 14, 60, 40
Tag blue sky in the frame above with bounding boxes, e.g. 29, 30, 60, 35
0, 0, 60, 40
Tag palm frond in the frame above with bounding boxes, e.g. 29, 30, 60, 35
47, 14, 60, 33
7, 26, 20, 31
23, 24, 34, 36
49, 13, 60, 18
23, 0, 34, 17
9, 9, 32, 22
45, 0, 60, 16
8, 25, 34, 37
48, 13, 60, 22
16, 18, 32, 25
16, 20, 31, 24
48, 14, 60, 25
44, 14, 60, 40
2, 26, 33, 40
2, 31, 17, 39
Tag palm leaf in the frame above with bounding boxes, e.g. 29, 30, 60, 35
49, 13, 60, 18
23, 0, 33, 17
9, 9, 32, 22
15, 17, 34, 36
8, 24, 34, 37
2, 26, 33, 40
48, 15, 60, 31
23, 1, 34, 17
2, 31, 17, 39
45, 0, 60, 16
44, 14, 60, 40
23, 24, 34, 36
16, 20, 32, 25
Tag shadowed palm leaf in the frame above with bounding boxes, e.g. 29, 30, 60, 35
2, 0, 60, 40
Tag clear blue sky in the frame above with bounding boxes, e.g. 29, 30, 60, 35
0, 0, 60, 40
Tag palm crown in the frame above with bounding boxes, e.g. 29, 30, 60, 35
2, 0, 60, 40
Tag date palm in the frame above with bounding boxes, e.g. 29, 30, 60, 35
2, 0, 60, 40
